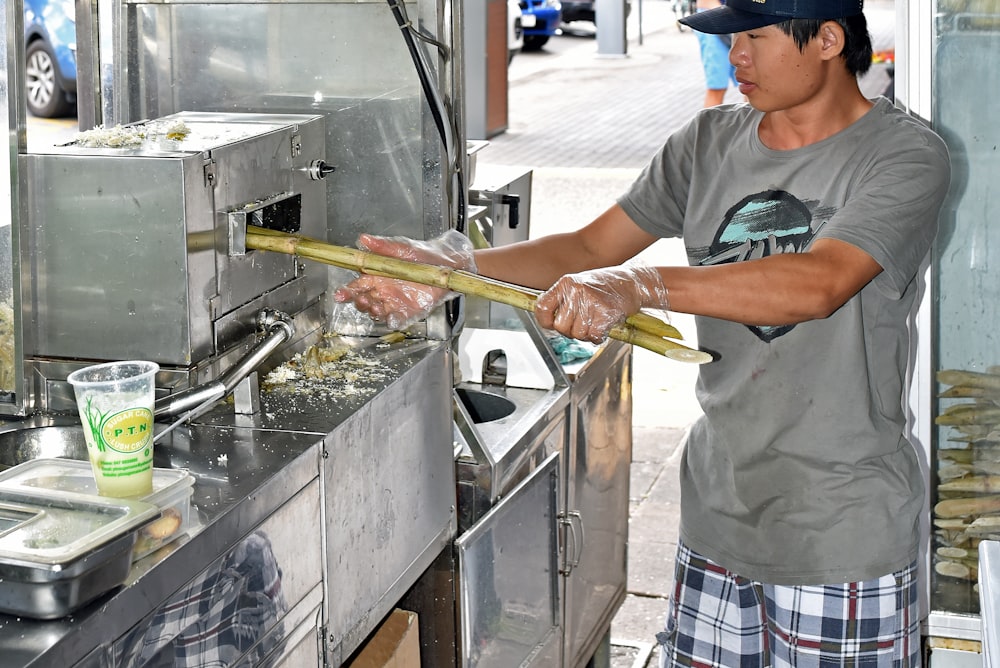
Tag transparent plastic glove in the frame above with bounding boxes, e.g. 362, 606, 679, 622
535, 260, 669, 344
333, 230, 477, 330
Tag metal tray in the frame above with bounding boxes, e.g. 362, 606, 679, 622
0, 458, 195, 562
0, 528, 138, 619
0, 463, 160, 619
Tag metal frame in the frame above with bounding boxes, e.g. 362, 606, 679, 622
1, 0, 29, 416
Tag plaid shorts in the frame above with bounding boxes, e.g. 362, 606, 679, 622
656, 541, 920, 668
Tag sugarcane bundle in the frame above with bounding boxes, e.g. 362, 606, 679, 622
934, 494, 1000, 518
932, 366, 1000, 574
245, 227, 711, 363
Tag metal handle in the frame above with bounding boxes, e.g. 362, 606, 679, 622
499, 193, 519, 229
559, 510, 584, 576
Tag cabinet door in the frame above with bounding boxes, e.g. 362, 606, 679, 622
456, 452, 561, 667
110, 481, 323, 667
564, 344, 632, 667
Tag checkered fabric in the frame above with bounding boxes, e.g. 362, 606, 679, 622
656, 541, 920, 668
112, 532, 287, 667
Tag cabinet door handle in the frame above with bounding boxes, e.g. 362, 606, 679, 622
559, 510, 585, 575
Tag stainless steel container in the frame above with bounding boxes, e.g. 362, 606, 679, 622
18, 112, 328, 406
0, 467, 160, 619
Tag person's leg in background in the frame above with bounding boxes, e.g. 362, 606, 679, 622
694, 0, 735, 107
695, 29, 734, 107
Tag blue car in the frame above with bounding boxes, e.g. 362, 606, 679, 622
519, 0, 561, 51
23, 0, 77, 118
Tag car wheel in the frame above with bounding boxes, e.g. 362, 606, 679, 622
522, 34, 549, 51
26, 40, 74, 118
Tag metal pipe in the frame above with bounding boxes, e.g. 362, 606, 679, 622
154, 309, 295, 420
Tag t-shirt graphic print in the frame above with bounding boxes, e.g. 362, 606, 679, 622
698, 189, 828, 343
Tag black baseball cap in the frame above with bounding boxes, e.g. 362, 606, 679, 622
679, 0, 864, 34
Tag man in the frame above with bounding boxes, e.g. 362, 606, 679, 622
336, 0, 951, 664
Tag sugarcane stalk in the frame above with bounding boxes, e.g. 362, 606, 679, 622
938, 475, 1000, 493
934, 518, 970, 531
934, 494, 1000, 518
939, 385, 1000, 399
251, 227, 685, 341
246, 227, 711, 363
938, 369, 1000, 391
935, 406, 1000, 426
934, 559, 976, 581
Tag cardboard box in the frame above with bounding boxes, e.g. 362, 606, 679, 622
345, 609, 420, 668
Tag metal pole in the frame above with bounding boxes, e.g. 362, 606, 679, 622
595, 0, 627, 55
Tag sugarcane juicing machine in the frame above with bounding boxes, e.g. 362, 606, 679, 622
18, 112, 332, 412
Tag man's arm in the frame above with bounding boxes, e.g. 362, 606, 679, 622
532, 219, 883, 341
658, 237, 884, 325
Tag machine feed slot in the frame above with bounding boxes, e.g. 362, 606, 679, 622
228, 192, 302, 256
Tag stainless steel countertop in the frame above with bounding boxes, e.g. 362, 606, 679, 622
0, 338, 444, 668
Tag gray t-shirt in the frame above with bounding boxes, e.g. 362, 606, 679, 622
618, 97, 951, 585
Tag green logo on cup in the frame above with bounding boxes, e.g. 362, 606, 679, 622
100, 408, 154, 453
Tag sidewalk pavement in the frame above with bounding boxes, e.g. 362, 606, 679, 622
474, 3, 895, 665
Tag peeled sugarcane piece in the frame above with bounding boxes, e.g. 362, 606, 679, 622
934, 494, 1000, 518
964, 515, 1000, 537
937, 546, 972, 560
939, 400, 997, 415
937, 490, 975, 501
964, 529, 1000, 541
938, 464, 973, 480
934, 518, 971, 531
935, 559, 977, 581
245, 227, 711, 363
939, 449, 975, 464
972, 461, 1000, 476
934, 404, 1000, 426
938, 369, 1000, 390
953, 424, 995, 438
939, 385, 1000, 399
938, 475, 1000, 493
935, 528, 973, 549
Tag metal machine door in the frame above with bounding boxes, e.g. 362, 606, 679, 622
456, 452, 561, 667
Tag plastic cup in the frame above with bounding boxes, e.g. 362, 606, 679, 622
67, 360, 159, 498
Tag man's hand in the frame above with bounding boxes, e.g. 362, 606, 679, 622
535, 261, 669, 343
333, 231, 476, 330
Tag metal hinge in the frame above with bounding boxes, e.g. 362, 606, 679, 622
203, 158, 217, 187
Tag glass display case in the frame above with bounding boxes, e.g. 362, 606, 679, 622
929, 0, 1000, 632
